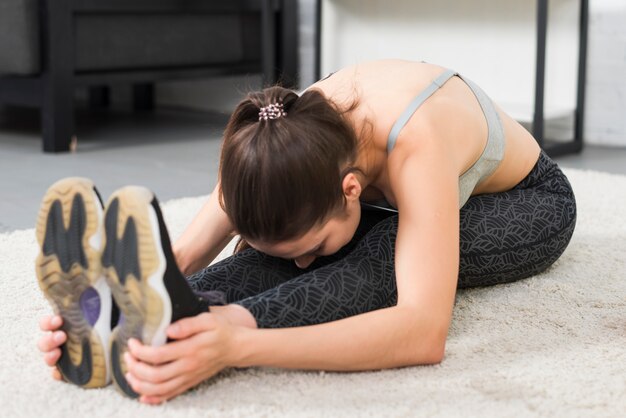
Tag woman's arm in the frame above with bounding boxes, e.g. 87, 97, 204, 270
173, 181, 236, 276
233, 137, 460, 370
233, 304, 444, 370
125, 134, 461, 403
123, 303, 445, 404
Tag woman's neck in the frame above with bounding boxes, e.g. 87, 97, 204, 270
354, 134, 388, 192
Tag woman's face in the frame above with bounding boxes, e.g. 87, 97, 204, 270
249, 200, 362, 269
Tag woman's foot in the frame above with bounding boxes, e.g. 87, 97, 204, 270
102, 186, 216, 398
35, 177, 112, 388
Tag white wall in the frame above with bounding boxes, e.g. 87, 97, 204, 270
154, 0, 626, 147
585, 0, 626, 146
322, 0, 576, 112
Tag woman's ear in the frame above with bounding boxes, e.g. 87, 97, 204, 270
342, 172, 362, 202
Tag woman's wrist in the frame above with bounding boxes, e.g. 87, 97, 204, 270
230, 325, 258, 368
208, 304, 258, 368
210, 304, 257, 328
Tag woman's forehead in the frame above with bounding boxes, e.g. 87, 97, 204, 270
250, 224, 325, 257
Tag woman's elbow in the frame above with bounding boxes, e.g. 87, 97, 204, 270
407, 333, 445, 365
424, 338, 446, 364
399, 313, 448, 365
428, 323, 448, 363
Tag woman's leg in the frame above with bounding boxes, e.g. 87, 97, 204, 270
230, 151, 576, 328
458, 150, 577, 287
186, 208, 394, 303
233, 213, 401, 328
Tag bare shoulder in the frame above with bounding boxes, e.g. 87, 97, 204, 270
387, 126, 460, 210
311, 59, 444, 104
311, 60, 449, 146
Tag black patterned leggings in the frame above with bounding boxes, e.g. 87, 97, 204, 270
187, 151, 576, 328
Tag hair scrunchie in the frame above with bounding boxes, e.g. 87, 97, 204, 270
258, 102, 287, 121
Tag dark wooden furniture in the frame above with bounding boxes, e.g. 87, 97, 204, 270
0, 0, 299, 152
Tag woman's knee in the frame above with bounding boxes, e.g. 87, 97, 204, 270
458, 210, 576, 288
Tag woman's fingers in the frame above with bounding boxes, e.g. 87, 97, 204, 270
37, 331, 66, 353
125, 352, 193, 384
127, 338, 192, 365
39, 315, 63, 332
167, 313, 215, 340
51, 367, 63, 381
39, 316, 66, 379
125, 370, 188, 398
145, 373, 211, 404
43, 348, 62, 366
140, 395, 165, 405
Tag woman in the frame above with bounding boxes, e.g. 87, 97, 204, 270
36, 59, 576, 404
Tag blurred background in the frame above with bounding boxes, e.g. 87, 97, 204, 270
0, 0, 624, 231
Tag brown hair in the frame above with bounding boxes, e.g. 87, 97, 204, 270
219, 86, 362, 250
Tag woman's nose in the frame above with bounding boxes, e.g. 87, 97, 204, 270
294, 254, 316, 269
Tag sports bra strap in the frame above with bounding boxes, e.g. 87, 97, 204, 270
387, 69, 458, 154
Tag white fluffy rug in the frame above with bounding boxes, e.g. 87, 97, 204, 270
1, 168, 624, 418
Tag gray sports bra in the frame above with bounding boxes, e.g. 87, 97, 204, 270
362, 69, 505, 212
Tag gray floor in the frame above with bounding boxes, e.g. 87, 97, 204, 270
1, 105, 625, 232
0, 106, 226, 232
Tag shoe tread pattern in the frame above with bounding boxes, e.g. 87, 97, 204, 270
102, 187, 164, 398
35, 177, 108, 388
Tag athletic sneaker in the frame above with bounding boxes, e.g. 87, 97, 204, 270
35, 177, 113, 388
102, 186, 219, 398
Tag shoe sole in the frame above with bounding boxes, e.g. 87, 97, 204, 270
102, 186, 172, 398
35, 177, 112, 388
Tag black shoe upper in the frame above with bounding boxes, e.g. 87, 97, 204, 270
149, 197, 224, 323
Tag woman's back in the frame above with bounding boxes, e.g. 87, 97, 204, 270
312, 59, 541, 206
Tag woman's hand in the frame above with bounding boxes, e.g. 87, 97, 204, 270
124, 311, 238, 405
37, 314, 66, 381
